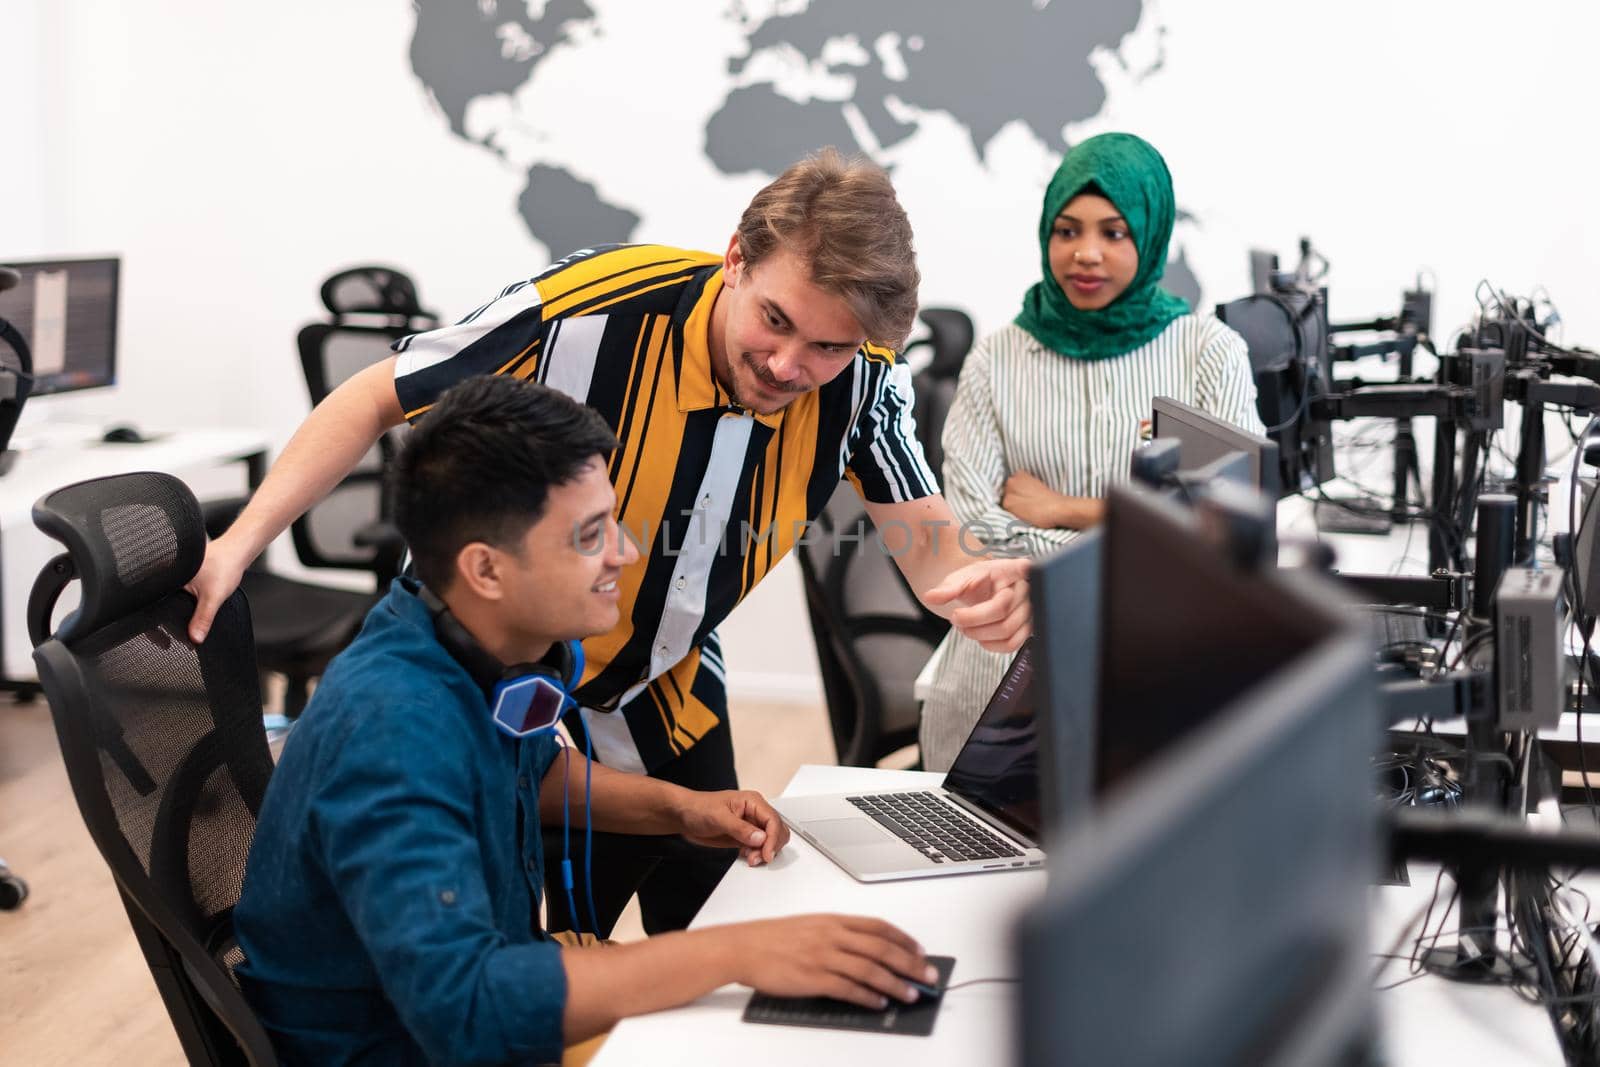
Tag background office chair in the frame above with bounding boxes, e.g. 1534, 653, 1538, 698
796, 486, 952, 767
902, 307, 974, 481
291, 264, 436, 585
208, 266, 437, 716
29, 471, 278, 1066
0, 267, 35, 904
794, 309, 974, 767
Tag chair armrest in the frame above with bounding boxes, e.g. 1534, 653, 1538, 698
351, 519, 404, 553
28, 552, 76, 649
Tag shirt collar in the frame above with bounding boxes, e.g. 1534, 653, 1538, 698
677, 268, 786, 429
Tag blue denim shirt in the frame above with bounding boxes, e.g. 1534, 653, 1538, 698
235, 580, 566, 1066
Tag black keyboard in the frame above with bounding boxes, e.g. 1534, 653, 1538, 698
846, 791, 1024, 863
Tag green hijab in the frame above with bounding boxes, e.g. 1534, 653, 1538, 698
1014, 132, 1189, 361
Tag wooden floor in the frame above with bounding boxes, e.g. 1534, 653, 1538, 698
0, 690, 840, 1065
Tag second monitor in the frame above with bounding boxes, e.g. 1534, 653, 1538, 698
1152, 395, 1280, 498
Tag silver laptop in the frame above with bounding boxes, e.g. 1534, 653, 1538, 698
774, 641, 1045, 882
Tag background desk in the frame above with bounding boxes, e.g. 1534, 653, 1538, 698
0, 428, 267, 685
597, 765, 1570, 1066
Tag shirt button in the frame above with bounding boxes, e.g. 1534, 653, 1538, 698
658, 643, 669, 655
675, 577, 687, 591
701, 494, 713, 508
439, 889, 457, 905
527, 858, 537, 872
517, 776, 529, 790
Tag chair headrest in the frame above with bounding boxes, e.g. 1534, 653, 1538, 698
319, 266, 435, 324
916, 308, 974, 379
32, 472, 205, 642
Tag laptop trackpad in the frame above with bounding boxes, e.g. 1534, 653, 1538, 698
806, 818, 891, 849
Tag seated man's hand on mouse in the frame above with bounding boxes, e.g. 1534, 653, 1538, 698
720, 915, 938, 1009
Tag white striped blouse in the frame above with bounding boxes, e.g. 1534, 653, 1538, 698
919, 313, 1265, 770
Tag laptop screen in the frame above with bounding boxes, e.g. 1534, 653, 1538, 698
942, 640, 1040, 841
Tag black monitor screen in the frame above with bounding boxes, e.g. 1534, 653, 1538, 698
943, 639, 1040, 841
1094, 490, 1340, 798
0, 258, 119, 396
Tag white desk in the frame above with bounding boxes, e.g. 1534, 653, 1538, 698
0, 428, 267, 682
596, 765, 1571, 1066
594, 764, 1045, 1066
1374, 866, 1564, 1064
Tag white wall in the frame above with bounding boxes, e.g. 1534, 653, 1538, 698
8, 0, 1599, 704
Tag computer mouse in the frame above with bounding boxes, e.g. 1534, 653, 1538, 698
101, 425, 146, 444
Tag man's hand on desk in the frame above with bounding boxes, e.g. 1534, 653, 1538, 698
674, 789, 790, 866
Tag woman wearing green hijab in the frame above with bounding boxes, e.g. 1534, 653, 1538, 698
918, 132, 1263, 771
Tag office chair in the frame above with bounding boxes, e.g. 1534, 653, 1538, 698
208, 266, 437, 716
29, 471, 278, 1066
796, 481, 950, 767
0, 267, 35, 902
0, 266, 35, 475
291, 265, 437, 586
903, 307, 975, 482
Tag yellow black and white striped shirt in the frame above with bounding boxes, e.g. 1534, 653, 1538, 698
393, 244, 937, 772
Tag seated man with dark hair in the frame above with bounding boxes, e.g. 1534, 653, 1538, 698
234, 374, 935, 1065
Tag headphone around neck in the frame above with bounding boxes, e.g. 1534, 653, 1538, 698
414, 579, 601, 936
416, 582, 584, 736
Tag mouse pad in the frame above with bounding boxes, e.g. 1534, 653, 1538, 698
742, 955, 955, 1037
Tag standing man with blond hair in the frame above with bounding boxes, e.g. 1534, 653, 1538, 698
189, 148, 1031, 935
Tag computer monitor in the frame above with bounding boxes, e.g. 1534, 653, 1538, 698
1216, 290, 1335, 495
1017, 485, 1378, 1067
0, 258, 119, 397
1093, 487, 1342, 796
1028, 529, 1102, 833
1152, 395, 1281, 498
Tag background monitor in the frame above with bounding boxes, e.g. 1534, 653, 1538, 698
1017, 484, 1378, 1067
0, 258, 119, 397
1152, 394, 1281, 499
1215, 290, 1335, 495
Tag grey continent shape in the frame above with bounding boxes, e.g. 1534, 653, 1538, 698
710, 0, 1200, 305
516, 164, 641, 255
409, 0, 642, 253
409, 0, 595, 138
717, 0, 1144, 165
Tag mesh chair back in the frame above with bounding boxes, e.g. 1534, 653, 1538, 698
904, 307, 974, 483
795, 482, 950, 766
32, 472, 277, 1066
291, 265, 435, 578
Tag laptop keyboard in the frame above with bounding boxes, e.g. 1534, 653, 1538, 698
845, 791, 1024, 863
